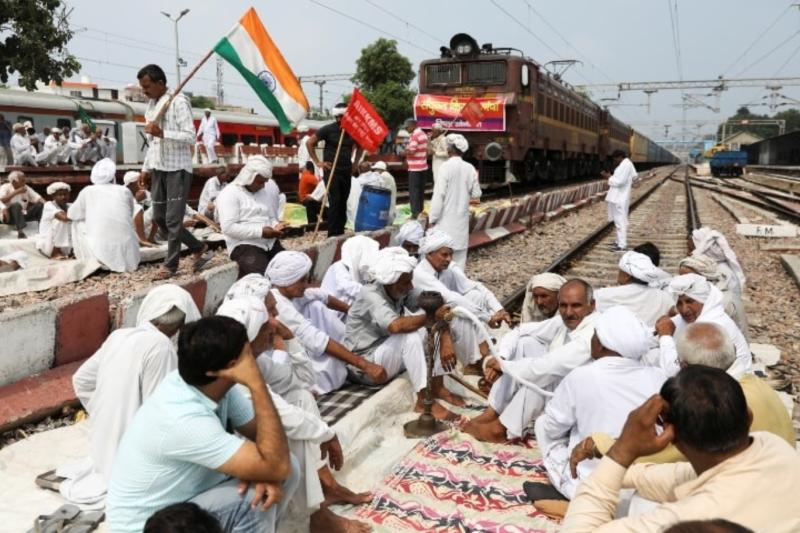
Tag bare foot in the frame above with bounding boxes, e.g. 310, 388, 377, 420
310, 507, 371, 533
533, 499, 569, 520
320, 472, 372, 506
153, 266, 175, 280
462, 418, 507, 443
466, 407, 498, 426
17, 230, 27, 239
414, 398, 459, 421
432, 383, 466, 407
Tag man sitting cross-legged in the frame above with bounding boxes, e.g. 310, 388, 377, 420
463, 279, 598, 442
61, 284, 200, 504
217, 295, 371, 532
345, 246, 462, 420
106, 316, 300, 533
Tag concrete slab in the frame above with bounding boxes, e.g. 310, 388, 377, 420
736, 224, 797, 238
0, 302, 57, 387
780, 254, 800, 289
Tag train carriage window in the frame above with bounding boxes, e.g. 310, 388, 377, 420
284, 136, 297, 147
537, 95, 544, 114
221, 133, 239, 146
56, 118, 72, 130
467, 62, 506, 84
17, 115, 33, 127
241, 134, 256, 145
258, 135, 273, 145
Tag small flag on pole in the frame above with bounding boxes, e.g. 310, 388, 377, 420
214, 7, 309, 133
76, 105, 96, 132
340, 89, 389, 153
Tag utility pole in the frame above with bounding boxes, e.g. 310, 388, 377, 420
161, 9, 190, 85
215, 56, 225, 106
298, 73, 354, 115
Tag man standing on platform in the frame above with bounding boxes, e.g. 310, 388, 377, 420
601, 149, 636, 252
138, 64, 211, 279
404, 118, 429, 218
197, 108, 221, 163
305, 103, 362, 237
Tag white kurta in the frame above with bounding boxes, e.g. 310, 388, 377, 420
605, 158, 636, 248
63, 323, 176, 503
428, 156, 481, 254
67, 184, 140, 272
198, 115, 220, 162
43, 135, 71, 164
429, 135, 448, 184
10, 133, 36, 166
293, 297, 346, 348
595, 284, 674, 327
217, 181, 281, 255
535, 356, 666, 499
320, 261, 363, 310
197, 176, 226, 219
36, 201, 72, 256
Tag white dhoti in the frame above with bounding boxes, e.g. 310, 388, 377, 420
362, 329, 430, 392
36, 218, 72, 257
297, 300, 349, 394
204, 136, 218, 163
607, 202, 628, 248
282, 388, 328, 511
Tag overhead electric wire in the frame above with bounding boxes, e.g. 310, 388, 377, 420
666, 0, 683, 81
721, 3, 794, 75
774, 39, 800, 75
733, 29, 800, 77
363, 0, 440, 45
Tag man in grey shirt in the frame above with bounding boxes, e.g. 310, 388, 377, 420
344, 247, 462, 420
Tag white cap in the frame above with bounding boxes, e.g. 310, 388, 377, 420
371, 161, 387, 171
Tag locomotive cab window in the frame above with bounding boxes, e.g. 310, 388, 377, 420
426, 63, 461, 86
467, 62, 506, 85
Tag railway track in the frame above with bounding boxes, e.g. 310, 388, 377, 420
686, 175, 800, 226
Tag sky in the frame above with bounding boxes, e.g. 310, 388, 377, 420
60, 0, 800, 142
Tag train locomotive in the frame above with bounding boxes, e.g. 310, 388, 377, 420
416, 33, 677, 184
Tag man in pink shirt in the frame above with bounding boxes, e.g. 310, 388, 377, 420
403, 118, 429, 218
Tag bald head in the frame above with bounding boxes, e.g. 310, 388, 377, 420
675, 322, 736, 371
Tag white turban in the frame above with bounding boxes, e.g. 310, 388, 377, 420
1, 251, 29, 269
679, 254, 725, 283
528, 272, 567, 292
203, 108, 211, 113
123, 171, 141, 186
233, 155, 273, 186
46, 182, 71, 195
332, 105, 347, 117
392, 221, 424, 247
136, 284, 201, 327
217, 295, 268, 342
90, 158, 116, 185
369, 246, 418, 285
595, 306, 651, 360
225, 273, 272, 302
691, 227, 745, 287
419, 229, 456, 256
341, 235, 379, 284
669, 273, 712, 303
266, 251, 312, 287
371, 161, 387, 171
445, 133, 468, 152
619, 251, 670, 288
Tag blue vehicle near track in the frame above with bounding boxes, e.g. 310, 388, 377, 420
710, 150, 748, 177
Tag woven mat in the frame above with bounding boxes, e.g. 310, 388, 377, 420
346, 429, 560, 532
316, 381, 383, 426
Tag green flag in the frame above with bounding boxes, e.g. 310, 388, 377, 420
76, 105, 96, 132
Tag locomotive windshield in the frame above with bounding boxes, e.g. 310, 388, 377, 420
467, 62, 506, 85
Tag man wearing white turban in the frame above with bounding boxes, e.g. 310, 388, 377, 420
464, 279, 598, 443
217, 155, 287, 277
0, 170, 45, 238
427, 134, 481, 270
680, 253, 748, 339
346, 246, 461, 419
392, 220, 425, 255
413, 229, 510, 372
321, 235, 380, 317
267, 250, 386, 393
691, 227, 745, 296
67, 158, 141, 272
594, 251, 674, 327
217, 296, 372, 531
36, 181, 73, 259
651, 273, 751, 377
527, 306, 666, 504
196, 108, 220, 163
64, 284, 200, 504
521, 272, 567, 323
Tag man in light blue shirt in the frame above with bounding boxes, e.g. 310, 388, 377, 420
107, 316, 299, 533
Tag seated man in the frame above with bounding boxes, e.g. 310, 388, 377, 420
528, 306, 666, 505
266, 251, 386, 394
464, 279, 598, 442
391, 220, 424, 256
106, 316, 300, 533
217, 156, 286, 277
413, 229, 511, 371
578, 322, 795, 466
198, 165, 231, 221
67, 158, 141, 272
346, 246, 462, 420
36, 182, 73, 259
65, 284, 200, 503
10, 122, 36, 166
217, 296, 371, 532
561, 366, 800, 532
691, 227, 745, 298
320, 235, 379, 313
652, 273, 751, 377
40, 127, 71, 165
521, 272, 567, 323
595, 251, 673, 327
0, 170, 45, 238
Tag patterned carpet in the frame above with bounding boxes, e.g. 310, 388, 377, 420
347, 429, 561, 532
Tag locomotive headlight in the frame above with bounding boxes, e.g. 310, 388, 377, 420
485, 142, 504, 161
450, 33, 480, 58
456, 43, 473, 56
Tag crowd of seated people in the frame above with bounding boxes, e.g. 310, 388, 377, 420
5, 119, 116, 168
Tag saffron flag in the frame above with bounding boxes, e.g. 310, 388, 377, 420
214, 8, 309, 133
340, 89, 389, 153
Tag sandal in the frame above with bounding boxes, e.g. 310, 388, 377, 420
62, 510, 105, 533
192, 247, 214, 273
29, 504, 80, 533
34, 469, 65, 493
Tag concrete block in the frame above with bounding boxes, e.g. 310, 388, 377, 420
54, 291, 110, 366
0, 302, 57, 387
313, 238, 338, 282
114, 287, 149, 329
736, 224, 797, 238
780, 254, 800, 289
202, 262, 239, 315
179, 279, 208, 316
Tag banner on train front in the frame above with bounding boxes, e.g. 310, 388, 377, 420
413, 94, 506, 131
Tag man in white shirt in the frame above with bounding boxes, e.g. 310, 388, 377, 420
520, 272, 567, 323
528, 306, 666, 504
197, 108, 221, 163
36, 181, 73, 259
427, 134, 481, 270
42, 128, 71, 165
392, 220, 425, 256
601, 150, 636, 252
0, 170, 44, 238
10, 123, 36, 166
463, 279, 597, 443
320, 235, 379, 314
198, 165, 231, 220
217, 156, 286, 277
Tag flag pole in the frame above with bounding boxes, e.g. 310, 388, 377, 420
311, 128, 346, 242
149, 49, 215, 126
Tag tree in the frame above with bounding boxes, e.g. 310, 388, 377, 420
352, 38, 416, 130
190, 95, 216, 110
0, 0, 81, 90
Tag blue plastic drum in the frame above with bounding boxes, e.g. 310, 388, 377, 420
355, 185, 391, 231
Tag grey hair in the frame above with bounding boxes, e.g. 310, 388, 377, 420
560, 277, 594, 304
675, 322, 735, 370
150, 305, 186, 330
8, 170, 24, 183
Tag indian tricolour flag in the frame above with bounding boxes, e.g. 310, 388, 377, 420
214, 8, 309, 133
